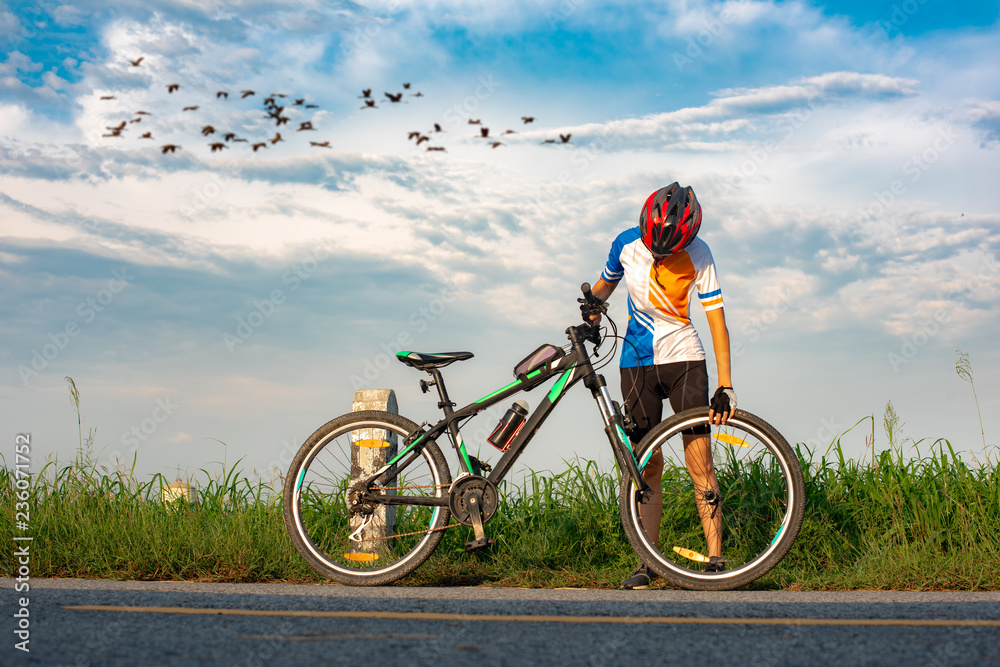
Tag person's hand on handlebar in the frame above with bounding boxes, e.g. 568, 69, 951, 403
579, 279, 615, 325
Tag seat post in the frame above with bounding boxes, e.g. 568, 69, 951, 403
428, 368, 455, 413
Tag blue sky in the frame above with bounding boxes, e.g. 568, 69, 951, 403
2, 0, 998, 483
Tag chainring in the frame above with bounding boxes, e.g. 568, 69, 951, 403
448, 475, 499, 526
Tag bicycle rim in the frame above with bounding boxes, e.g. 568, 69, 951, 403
623, 408, 804, 590
286, 414, 450, 583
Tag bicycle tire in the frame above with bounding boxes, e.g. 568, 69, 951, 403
282, 410, 452, 585
619, 407, 804, 591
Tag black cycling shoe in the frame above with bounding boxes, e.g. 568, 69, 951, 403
704, 556, 726, 573
621, 563, 654, 590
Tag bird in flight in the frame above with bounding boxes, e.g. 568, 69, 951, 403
209, 143, 227, 152
489, 141, 504, 148
128, 117, 142, 123
408, 131, 421, 140
240, 90, 255, 98
542, 139, 556, 144
99, 95, 116, 100
415, 135, 429, 145
360, 89, 372, 98
106, 121, 127, 131
521, 116, 534, 124
270, 133, 284, 144
560, 133, 572, 143
223, 132, 236, 141
201, 125, 216, 136
102, 129, 123, 138
252, 142, 267, 152
503, 129, 516, 134
468, 119, 481, 125
183, 106, 199, 111
310, 141, 331, 148
426, 146, 446, 152
135, 110, 151, 116
128, 57, 144, 67
139, 132, 153, 139
216, 91, 229, 99
296, 121, 315, 131
361, 99, 377, 109
304, 103, 319, 109
403, 82, 411, 89
161, 144, 180, 154
433, 123, 443, 132
479, 127, 490, 138
385, 92, 403, 103
167, 84, 180, 93
293, 98, 305, 106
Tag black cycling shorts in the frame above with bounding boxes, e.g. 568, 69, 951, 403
620, 360, 710, 443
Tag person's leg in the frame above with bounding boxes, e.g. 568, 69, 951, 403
668, 361, 722, 559
621, 365, 665, 544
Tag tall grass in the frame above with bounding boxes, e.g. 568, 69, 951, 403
2, 435, 997, 588
2, 394, 997, 588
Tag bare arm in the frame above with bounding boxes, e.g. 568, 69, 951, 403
705, 307, 733, 424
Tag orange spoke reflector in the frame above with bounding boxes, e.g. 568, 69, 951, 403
356, 439, 390, 448
713, 433, 749, 448
344, 552, 379, 562
673, 546, 709, 563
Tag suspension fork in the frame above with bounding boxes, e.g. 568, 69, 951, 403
583, 371, 652, 500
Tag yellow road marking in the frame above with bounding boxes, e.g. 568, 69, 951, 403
63, 606, 1000, 627
237, 633, 439, 642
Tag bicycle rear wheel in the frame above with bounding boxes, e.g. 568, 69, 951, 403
283, 410, 452, 586
620, 407, 804, 590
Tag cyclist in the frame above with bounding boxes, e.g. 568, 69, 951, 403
585, 183, 736, 589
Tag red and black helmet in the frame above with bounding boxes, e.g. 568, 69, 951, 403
639, 183, 702, 256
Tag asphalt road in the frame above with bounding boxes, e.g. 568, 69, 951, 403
3, 579, 999, 666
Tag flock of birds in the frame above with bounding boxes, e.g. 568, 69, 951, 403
98, 56, 573, 155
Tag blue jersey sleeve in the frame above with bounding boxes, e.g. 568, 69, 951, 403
601, 227, 639, 284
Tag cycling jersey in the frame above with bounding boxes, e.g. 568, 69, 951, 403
601, 228, 724, 368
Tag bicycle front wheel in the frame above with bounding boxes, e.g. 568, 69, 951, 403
283, 410, 452, 586
620, 407, 804, 590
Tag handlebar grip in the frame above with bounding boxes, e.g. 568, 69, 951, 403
581, 282, 594, 304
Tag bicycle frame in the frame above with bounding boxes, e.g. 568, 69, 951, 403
357, 323, 650, 507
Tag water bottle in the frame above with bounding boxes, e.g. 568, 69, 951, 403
487, 400, 529, 452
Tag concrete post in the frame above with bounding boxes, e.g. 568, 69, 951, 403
349, 389, 398, 559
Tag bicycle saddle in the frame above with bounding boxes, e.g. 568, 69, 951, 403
396, 351, 474, 370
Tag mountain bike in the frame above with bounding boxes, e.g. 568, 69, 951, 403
282, 284, 804, 590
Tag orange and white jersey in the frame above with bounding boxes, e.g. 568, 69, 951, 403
601, 228, 723, 367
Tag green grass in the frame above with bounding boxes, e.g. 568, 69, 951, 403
2, 427, 998, 589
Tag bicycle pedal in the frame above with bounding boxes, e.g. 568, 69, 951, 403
463, 537, 494, 553
468, 456, 492, 475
